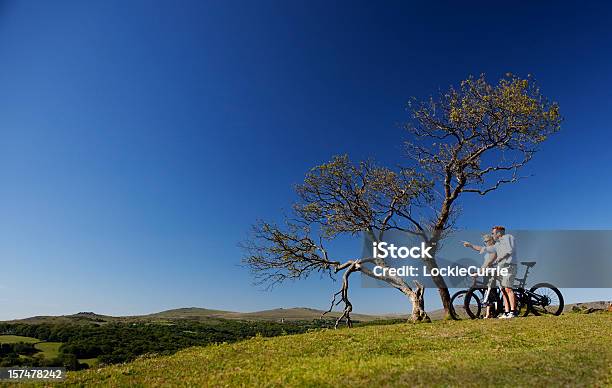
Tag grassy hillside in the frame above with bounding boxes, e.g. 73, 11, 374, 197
0, 335, 40, 344
65, 313, 611, 387
32, 342, 62, 359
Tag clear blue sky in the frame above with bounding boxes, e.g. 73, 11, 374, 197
1, 1, 610, 320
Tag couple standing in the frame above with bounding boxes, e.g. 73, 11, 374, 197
463, 226, 518, 319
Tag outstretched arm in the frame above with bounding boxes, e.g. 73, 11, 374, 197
462, 241, 483, 252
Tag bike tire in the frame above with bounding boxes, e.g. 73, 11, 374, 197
463, 288, 483, 319
450, 290, 469, 320
528, 283, 564, 316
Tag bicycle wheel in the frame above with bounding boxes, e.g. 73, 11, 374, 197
528, 283, 564, 316
463, 288, 483, 319
499, 288, 530, 317
450, 290, 470, 320
513, 289, 531, 317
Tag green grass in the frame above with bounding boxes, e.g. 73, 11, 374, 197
0, 335, 63, 360
78, 358, 99, 368
61, 313, 611, 387
33, 342, 62, 359
0, 335, 40, 344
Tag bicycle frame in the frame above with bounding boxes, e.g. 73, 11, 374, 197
514, 263, 534, 289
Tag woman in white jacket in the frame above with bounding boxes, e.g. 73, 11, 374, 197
463, 234, 498, 318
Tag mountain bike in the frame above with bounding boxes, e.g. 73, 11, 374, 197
449, 276, 527, 319
462, 261, 564, 319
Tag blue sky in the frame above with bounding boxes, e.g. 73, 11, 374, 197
0, 1, 610, 320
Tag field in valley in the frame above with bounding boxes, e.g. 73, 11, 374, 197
0, 335, 87, 366
0, 335, 40, 344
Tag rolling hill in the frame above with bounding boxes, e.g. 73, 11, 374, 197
144, 307, 401, 322
3, 307, 405, 325
4, 301, 609, 325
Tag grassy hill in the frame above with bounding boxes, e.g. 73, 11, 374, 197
64, 313, 611, 387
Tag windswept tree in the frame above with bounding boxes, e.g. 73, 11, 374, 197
243, 157, 435, 324
242, 74, 561, 324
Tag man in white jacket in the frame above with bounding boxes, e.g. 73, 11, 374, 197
492, 226, 518, 318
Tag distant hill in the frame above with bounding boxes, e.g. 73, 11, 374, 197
143, 307, 235, 320
146, 307, 400, 322
3, 301, 608, 325
3, 307, 403, 325
4, 312, 122, 325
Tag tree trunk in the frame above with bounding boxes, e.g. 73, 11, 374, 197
402, 285, 430, 323
361, 263, 430, 323
424, 240, 452, 319
438, 287, 452, 319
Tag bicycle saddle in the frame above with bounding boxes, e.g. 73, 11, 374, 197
521, 261, 536, 267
